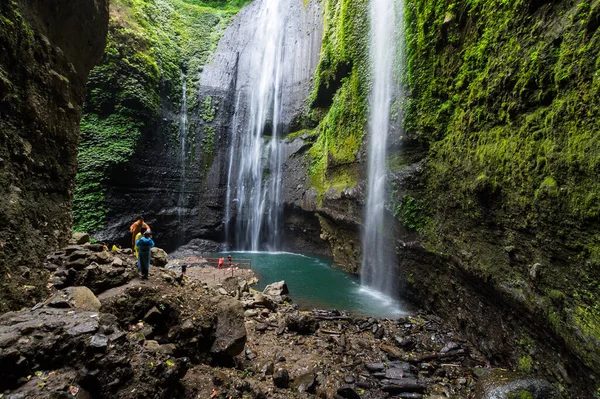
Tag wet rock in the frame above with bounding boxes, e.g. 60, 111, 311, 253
474, 369, 558, 399
210, 298, 247, 359
374, 325, 384, 339
273, 368, 290, 388
89, 333, 109, 350
336, 386, 361, 399
47, 286, 101, 312
365, 362, 385, 372
151, 247, 169, 267
286, 312, 319, 334
218, 287, 229, 296
244, 309, 259, 317
73, 232, 90, 244
112, 257, 124, 267
292, 370, 317, 393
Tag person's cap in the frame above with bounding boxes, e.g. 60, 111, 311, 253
144, 231, 152, 237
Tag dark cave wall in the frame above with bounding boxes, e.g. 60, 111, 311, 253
0, 0, 109, 311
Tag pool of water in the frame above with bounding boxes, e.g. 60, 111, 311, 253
206, 251, 409, 318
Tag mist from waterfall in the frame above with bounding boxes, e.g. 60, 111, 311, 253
177, 72, 188, 231
225, 0, 285, 251
361, 0, 403, 297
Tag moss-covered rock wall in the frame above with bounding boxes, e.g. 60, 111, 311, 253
0, 0, 109, 311
73, 0, 248, 247
299, 0, 599, 394
402, 0, 600, 388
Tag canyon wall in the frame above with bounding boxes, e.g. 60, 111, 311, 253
0, 0, 109, 311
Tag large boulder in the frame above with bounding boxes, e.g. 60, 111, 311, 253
210, 298, 247, 359
72, 232, 90, 245
151, 247, 169, 267
474, 369, 558, 399
263, 280, 290, 303
46, 286, 101, 312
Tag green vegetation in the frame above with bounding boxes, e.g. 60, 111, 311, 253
73, 0, 247, 232
307, 0, 370, 200
404, 0, 600, 374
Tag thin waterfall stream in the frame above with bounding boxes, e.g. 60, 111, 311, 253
177, 72, 188, 236
361, 0, 404, 299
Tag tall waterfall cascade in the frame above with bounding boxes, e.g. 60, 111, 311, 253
177, 72, 188, 229
227, 0, 285, 251
361, 0, 404, 297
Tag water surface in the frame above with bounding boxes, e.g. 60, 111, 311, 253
209, 251, 408, 318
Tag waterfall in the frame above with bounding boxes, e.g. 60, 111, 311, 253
361, 0, 404, 296
177, 72, 188, 232
226, 0, 286, 251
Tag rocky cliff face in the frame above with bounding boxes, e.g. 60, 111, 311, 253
289, 0, 600, 395
83, 0, 324, 252
0, 0, 109, 312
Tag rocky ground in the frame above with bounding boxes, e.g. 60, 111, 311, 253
0, 234, 561, 398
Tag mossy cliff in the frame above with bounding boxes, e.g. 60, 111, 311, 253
399, 0, 599, 395
300, 0, 600, 395
73, 0, 247, 242
0, 0, 109, 312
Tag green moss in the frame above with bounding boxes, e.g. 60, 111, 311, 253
406, 0, 600, 374
285, 129, 314, 141
518, 355, 533, 373
74, 0, 246, 232
306, 0, 370, 201
393, 195, 428, 232
200, 95, 216, 122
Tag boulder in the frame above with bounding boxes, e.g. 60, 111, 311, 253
292, 370, 317, 393
46, 286, 101, 312
93, 250, 113, 264
474, 369, 558, 399
151, 247, 169, 267
286, 312, 319, 334
263, 280, 289, 297
210, 298, 247, 358
243, 293, 276, 310
72, 232, 90, 245
273, 368, 290, 388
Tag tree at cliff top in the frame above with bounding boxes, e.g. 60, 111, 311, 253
73, 0, 249, 234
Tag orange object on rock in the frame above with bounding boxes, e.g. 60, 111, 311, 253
130, 218, 150, 246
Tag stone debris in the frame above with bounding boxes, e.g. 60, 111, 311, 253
0, 243, 562, 398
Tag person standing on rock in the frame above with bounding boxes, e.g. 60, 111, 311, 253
136, 230, 155, 279
134, 226, 147, 267
130, 217, 150, 247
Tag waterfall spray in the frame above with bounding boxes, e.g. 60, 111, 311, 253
361, 0, 404, 297
177, 72, 188, 238
226, 0, 286, 251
